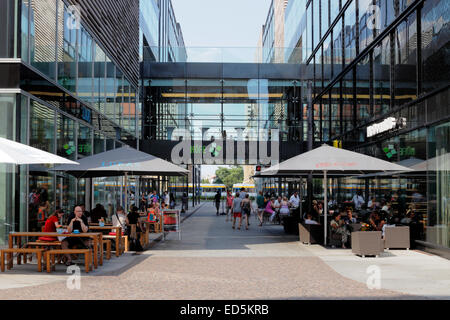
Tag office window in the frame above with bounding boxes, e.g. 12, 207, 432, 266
307, 3, 313, 59
373, 35, 391, 117
342, 69, 354, 134
394, 13, 418, 107
356, 54, 371, 128
344, 0, 357, 64
322, 92, 331, 142
93, 43, 106, 113
78, 27, 94, 104
30, 100, 55, 154
421, 0, 450, 94
105, 56, 116, 121
21, 0, 30, 63
333, 17, 343, 76
94, 131, 105, 155
30, 0, 57, 80
321, 0, 329, 39
331, 81, 341, 138
323, 33, 332, 86
330, 0, 340, 24
78, 124, 92, 159
313, 0, 321, 50
359, 0, 375, 52
57, 3, 77, 93
57, 114, 76, 161
116, 68, 124, 125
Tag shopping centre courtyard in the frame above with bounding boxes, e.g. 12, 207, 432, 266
0, 202, 448, 300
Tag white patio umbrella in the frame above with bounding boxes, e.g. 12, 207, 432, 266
0, 137, 79, 165
262, 144, 414, 245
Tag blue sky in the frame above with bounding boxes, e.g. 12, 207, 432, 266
171, 0, 272, 47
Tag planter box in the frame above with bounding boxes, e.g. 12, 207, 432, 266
299, 223, 323, 245
384, 226, 410, 250
351, 231, 384, 257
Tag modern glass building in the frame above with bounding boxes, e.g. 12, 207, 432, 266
0, 0, 185, 245
285, 0, 449, 253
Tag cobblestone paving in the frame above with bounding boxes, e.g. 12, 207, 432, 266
0, 203, 424, 300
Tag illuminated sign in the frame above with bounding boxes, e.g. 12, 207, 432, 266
367, 117, 407, 138
81, 106, 92, 123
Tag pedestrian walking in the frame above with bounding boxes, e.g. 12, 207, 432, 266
225, 190, 234, 222
214, 190, 221, 216
231, 192, 243, 230
241, 194, 252, 230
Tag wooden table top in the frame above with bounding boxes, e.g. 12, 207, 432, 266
9, 232, 102, 238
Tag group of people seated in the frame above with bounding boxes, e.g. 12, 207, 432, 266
302, 195, 422, 249
257, 191, 301, 226
38, 202, 162, 266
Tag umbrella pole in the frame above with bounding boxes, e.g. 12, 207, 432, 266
125, 172, 128, 212
324, 170, 328, 246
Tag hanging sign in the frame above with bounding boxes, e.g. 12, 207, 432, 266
367, 117, 407, 138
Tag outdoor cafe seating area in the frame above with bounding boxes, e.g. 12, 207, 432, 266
0, 212, 165, 274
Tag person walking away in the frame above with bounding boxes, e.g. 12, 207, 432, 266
226, 191, 234, 222
232, 192, 243, 230
241, 194, 252, 230
214, 190, 221, 216
181, 193, 188, 213
256, 191, 265, 227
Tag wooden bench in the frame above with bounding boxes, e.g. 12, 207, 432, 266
1, 248, 46, 272
102, 235, 128, 255
25, 241, 62, 262
46, 249, 92, 273
103, 239, 112, 260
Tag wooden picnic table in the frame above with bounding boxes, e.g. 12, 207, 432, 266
8, 232, 103, 269
88, 226, 122, 257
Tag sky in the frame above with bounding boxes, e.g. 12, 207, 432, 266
171, 0, 271, 179
171, 0, 272, 48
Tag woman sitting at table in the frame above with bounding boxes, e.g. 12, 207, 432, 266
38, 208, 64, 242
112, 206, 128, 234
330, 212, 351, 249
368, 211, 385, 232
61, 206, 90, 266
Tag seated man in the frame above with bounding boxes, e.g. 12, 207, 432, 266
330, 213, 351, 249
61, 206, 90, 266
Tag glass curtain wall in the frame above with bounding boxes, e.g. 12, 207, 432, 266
0, 94, 28, 245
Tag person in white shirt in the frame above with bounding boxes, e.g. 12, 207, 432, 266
164, 192, 170, 206
304, 213, 319, 225
352, 191, 365, 210
289, 192, 300, 209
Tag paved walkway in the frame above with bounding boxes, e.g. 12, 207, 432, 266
0, 202, 449, 300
